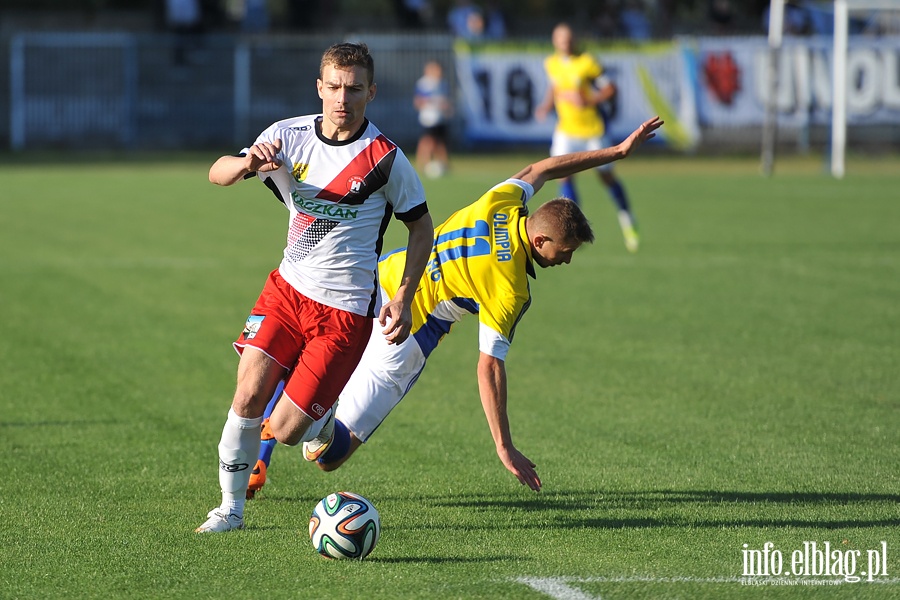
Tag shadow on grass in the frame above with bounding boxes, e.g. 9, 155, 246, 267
370, 555, 521, 564
244, 489, 900, 531
429, 489, 900, 508
251, 493, 326, 505
571, 516, 900, 530
407, 489, 900, 531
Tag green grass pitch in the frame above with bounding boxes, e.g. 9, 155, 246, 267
1, 152, 898, 599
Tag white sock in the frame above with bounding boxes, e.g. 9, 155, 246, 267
299, 408, 330, 443
217, 408, 262, 518
617, 210, 635, 231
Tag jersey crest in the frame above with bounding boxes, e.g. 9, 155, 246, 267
292, 162, 310, 182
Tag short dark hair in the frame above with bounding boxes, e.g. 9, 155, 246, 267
532, 198, 595, 245
320, 43, 375, 85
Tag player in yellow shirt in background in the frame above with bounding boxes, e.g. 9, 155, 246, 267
535, 22, 640, 253
246, 116, 662, 497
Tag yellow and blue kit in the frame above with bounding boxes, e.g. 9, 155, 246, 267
544, 52, 607, 139
379, 179, 537, 360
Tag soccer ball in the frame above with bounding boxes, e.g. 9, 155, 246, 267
309, 491, 380, 560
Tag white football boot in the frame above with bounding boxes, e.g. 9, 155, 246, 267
195, 508, 244, 533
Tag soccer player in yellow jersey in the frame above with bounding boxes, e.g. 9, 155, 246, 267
247, 116, 662, 496
535, 22, 640, 253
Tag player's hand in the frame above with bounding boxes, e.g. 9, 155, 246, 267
498, 445, 542, 492
247, 138, 283, 173
619, 116, 663, 157
378, 300, 413, 345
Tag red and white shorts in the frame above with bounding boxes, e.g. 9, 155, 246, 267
234, 269, 372, 420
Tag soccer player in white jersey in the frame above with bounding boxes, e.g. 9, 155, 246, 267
246, 116, 663, 497
196, 42, 434, 533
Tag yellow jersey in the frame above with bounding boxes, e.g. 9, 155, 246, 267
378, 179, 537, 360
544, 52, 606, 138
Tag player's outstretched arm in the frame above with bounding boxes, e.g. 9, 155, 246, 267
379, 211, 434, 345
477, 352, 542, 492
209, 139, 283, 186
513, 116, 663, 193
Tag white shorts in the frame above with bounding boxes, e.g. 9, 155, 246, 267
550, 131, 615, 172
335, 309, 427, 443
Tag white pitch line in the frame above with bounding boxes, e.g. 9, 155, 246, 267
578, 575, 743, 584
575, 575, 900, 585
515, 577, 600, 600
513, 575, 900, 599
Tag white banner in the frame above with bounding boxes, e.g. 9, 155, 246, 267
690, 35, 900, 127
454, 36, 900, 148
454, 41, 700, 150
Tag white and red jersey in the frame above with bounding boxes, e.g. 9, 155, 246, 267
244, 115, 428, 318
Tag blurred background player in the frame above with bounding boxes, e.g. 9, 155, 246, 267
246, 116, 663, 498
414, 60, 453, 178
535, 22, 640, 253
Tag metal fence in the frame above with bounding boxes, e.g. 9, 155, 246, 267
5, 32, 458, 152
4, 31, 900, 155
